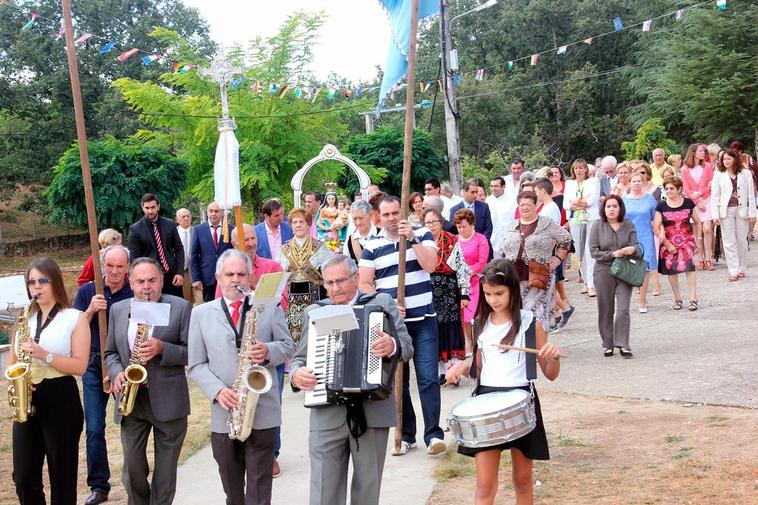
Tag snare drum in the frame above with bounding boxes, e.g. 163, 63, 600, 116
447, 390, 536, 449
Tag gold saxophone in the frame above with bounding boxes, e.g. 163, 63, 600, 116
227, 286, 272, 441
119, 299, 151, 417
5, 295, 38, 423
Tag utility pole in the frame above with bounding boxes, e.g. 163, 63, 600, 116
439, 0, 463, 194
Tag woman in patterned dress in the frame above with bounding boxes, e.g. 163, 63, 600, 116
277, 207, 331, 346
654, 176, 703, 311
421, 208, 471, 385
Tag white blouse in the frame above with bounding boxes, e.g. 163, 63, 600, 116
478, 310, 534, 388
23, 307, 81, 369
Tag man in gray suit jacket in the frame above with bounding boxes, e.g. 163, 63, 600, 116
290, 255, 413, 505
104, 257, 192, 505
188, 249, 295, 505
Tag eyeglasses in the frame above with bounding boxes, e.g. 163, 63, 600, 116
424, 187, 434, 192
26, 278, 50, 287
323, 274, 355, 288
424, 220, 441, 226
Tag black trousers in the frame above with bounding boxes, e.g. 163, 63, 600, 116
161, 272, 184, 298
211, 428, 277, 505
13, 375, 84, 505
202, 282, 218, 302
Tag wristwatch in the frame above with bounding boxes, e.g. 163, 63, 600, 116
408, 236, 420, 245
45, 352, 54, 364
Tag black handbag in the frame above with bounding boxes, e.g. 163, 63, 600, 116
610, 242, 648, 287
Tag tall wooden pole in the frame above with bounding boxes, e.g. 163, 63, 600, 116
61, 0, 110, 392
393, 0, 421, 456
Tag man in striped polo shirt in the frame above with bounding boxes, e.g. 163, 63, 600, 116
358, 195, 446, 456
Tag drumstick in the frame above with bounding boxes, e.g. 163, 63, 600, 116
493, 343, 568, 358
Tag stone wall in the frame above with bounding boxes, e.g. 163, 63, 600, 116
0, 232, 90, 257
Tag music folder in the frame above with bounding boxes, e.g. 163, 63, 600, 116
308, 305, 359, 335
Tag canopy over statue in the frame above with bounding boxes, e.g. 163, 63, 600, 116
290, 144, 371, 207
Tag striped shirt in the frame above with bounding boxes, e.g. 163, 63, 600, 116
359, 227, 437, 321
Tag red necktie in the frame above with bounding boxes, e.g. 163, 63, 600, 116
151, 221, 170, 273
230, 300, 242, 328
212, 225, 219, 249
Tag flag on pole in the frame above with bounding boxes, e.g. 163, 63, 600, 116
22, 13, 38, 30
74, 33, 93, 45
613, 17, 624, 31
716, 0, 727, 10
557, 45, 567, 55
100, 41, 117, 53
118, 48, 139, 62
642, 20, 652, 32
475, 69, 485, 81
675, 9, 684, 20
376, 0, 441, 115
530, 53, 539, 66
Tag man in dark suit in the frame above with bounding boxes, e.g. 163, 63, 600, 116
291, 254, 413, 505
190, 201, 232, 302
126, 193, 185, 298
104, 257, 191, 505
254, 199, 293, 260
188, 249, 295, 505
448, 179, 493, 239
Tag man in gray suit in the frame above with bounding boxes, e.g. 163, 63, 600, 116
105, 257, 192, 505
188, 249, 295, 505
290, 255, 413, 505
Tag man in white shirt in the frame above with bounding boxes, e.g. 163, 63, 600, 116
504, 158, 526, 200
342, 199, 377, 263
599, 156, 619, 198
486, 176, 516, 251
175, 208, 194, 303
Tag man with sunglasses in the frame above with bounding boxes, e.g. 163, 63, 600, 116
73, 245, 133, 505
290, 254, 413, 505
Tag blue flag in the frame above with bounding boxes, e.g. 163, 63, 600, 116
99, 41, 117, 54
613, 17, 624, 31
377, 0, 440, 116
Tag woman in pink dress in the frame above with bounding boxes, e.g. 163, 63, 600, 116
681, 143, 715, 270
454, 208, 490, 354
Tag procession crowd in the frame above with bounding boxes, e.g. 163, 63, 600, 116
7, 139, 757, 505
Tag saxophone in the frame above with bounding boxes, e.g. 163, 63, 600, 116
5, 295, 37, 423
118, 303, 151, 417
228, 286, 273, 441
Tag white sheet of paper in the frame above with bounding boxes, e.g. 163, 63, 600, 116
130, 300, 171, 326
309, 304, 359, 335
252, 272, 290, 308
0, 275, 31, 309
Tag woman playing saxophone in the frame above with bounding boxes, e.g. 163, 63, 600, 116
8, 257, 89, 505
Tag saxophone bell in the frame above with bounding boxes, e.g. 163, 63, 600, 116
243, 364, 272, 394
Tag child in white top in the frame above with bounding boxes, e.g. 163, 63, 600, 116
447, 258, 563, 505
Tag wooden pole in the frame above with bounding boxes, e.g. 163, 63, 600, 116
234, 206, 245, 251
61, 0, 110, 392
393, 0, 421, 456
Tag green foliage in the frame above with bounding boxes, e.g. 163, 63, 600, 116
0, 0, 213, 185
113, 12, 360, 211
630, 1, 757, 150
0, 328, 9, 346
621, 118, 677, 160
45, 137, 187, 231
344, 125, 447, 196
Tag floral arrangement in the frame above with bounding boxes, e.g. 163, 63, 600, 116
326, 239, 341, 253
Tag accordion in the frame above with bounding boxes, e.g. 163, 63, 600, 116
304, 304, 398, 407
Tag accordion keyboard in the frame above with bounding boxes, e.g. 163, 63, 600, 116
366, 311, 383, 385
304, 326, 334, 407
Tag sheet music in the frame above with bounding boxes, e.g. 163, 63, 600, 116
252, 272, 290, 308
308, 304, 359, 335
130, 300, 171, 326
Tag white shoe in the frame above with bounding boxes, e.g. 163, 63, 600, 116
426, 437, 446, 456
391, 441, 416, 456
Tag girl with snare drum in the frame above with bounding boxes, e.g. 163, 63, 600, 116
446, 258, 563, 505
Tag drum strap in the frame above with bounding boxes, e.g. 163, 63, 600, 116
525, 320, 537, 381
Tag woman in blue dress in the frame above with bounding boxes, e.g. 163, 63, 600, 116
623, 172, 658, 313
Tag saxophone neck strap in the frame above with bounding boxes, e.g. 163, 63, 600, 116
221, 298, 249, 348
34, 304, 60, 343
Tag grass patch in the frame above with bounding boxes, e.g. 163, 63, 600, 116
556, 431, 590, 447
433, 444, 476, 482
672, 446, 694, 460
665, 434, 684, 443
706, 415, 729, 425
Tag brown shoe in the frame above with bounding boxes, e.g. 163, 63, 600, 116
272, 458, 281, 478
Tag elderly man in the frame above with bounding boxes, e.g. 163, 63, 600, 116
255, 199, 293, 260
291, 255, 413, 505
189, 249, 294, 505
105, 257, 192, 505
342, 200, 378, 263
439, 181, 463, 220
599, 155, 619, 197
358, 195, 445, 456
191, 202, 232, 302
650, 148, 674, 185
175, 208, 195, 303
422, 195, 457, 234
126, 193, 185, 297
74, 245, 134, 505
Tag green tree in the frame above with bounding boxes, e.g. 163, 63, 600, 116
620, 118, 677, 160
629, 1, 757, 153
344, 125, 447, 196
45, 137, 187, 231
0, 0, 213, 185
113, 13, 363, 210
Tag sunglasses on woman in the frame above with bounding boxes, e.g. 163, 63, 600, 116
27, 277, 51, 287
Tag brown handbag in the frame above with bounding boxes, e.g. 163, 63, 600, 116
527, 259, 550, 290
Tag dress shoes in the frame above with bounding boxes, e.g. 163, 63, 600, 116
272, 458, 281, 478
84, 490, 109, 505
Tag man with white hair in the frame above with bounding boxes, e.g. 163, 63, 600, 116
599, 155, 619, 197
650, 148, 673, 185
439, 181, 463, 220
343, 199, 378, 263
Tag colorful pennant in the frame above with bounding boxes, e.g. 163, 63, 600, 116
100, 41, 117, 53
642, 20, 652, 32
74, 33, 93, 45
278, 85, 290, 98
55, 26, 65, 41
230, 76, 246, 89
557, 45, 567, 55
21, 12, 38, 30
475, 68, 485, 81
507, 61, 514, 70
584, 37, 594, 45
716, 0, 727, 10
141, 54, 160, 65
311, 88, 321, 103
675, 9, 684, 20
326, 89, 335, 100
117, 48, 139, 62
613, 17, 624, 31
530, 54, 539, 66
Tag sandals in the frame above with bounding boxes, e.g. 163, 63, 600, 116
604, 348, 614, 357
705, 260, 715, 271
619, 347, 634, 358
738, 272, 746, 279
673, 299, 683, 311
688, 300, 698, 311
729, 275, 739, 282
696, 260, 704, 271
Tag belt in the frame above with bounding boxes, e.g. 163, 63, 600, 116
31, 364, 68, 384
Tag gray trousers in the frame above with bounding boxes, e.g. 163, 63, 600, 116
308, 423, 389, 505
593, 263, 632, 349
120, 388, 188, 505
